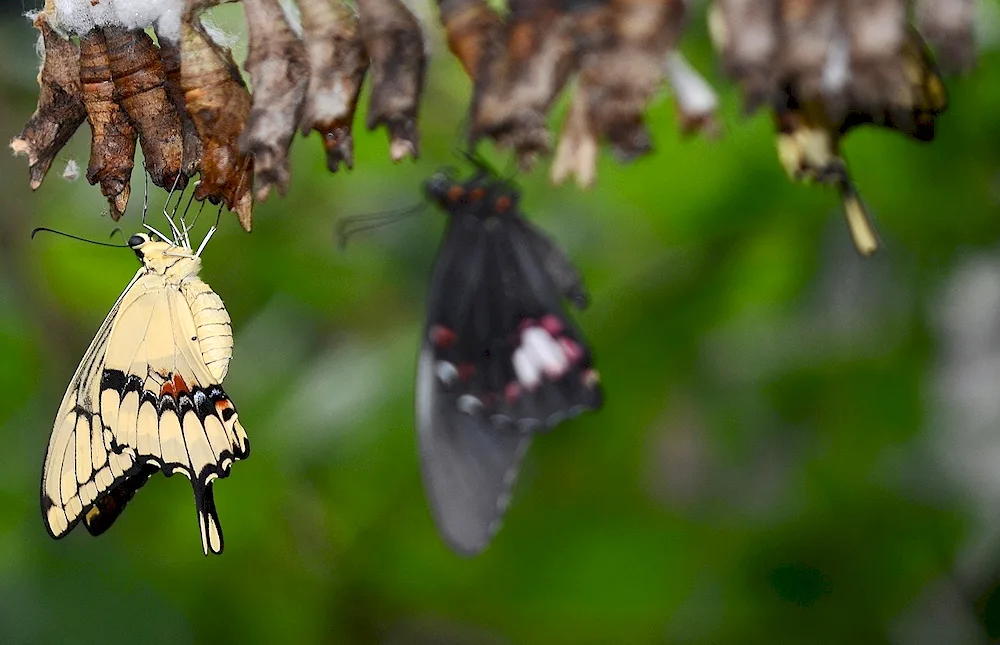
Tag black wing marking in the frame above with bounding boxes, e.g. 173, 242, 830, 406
82, 463, 158, 536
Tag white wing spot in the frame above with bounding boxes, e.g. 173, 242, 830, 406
457, 394, 483, 416
434, 360, 459, 386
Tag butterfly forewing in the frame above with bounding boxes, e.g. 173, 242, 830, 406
41, 238, 247, 555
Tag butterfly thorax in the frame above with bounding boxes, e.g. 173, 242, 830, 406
134, 238, 201, 282
426, 172, 519, 223
127, 233, 232, 381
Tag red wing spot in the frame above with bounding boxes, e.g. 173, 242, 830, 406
429, 325, 456, 349
505, 382, 521, 405
458, 363, 475, 382
447, 185, 464, 202
469, 187, 485, 201
495, 196, 512, 212
540, 315, 563, 335
215, 399, 232, 412
559, 337, 584, 363
160, 379, 176, 397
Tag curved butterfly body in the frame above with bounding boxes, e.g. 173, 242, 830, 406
41, 233, 248, 555
418, 171, 602, 555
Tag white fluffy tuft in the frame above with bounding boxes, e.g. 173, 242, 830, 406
49, 0, 185, 36
52, 0, 95, 34
113, 0, 166, 33
200, 16, 238, 49
154, 0, 184, 43
89, 0, 117, 29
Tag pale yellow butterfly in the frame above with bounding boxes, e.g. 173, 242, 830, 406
40, 204, 248, 555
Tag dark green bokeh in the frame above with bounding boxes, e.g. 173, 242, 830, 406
1, 5, 999, 644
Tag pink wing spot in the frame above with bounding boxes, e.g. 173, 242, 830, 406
541, 315, 564, 336
559, 337, 584, 363
429, 325, 456, 349
505, 382, 522, 405
543, 364, 567, 379
458, 363, 476, 382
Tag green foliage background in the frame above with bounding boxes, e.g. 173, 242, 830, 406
1, 4, 999, 644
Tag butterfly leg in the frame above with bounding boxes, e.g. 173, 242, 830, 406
179, 181, 205, 248
194, 203, 224, 257
160, 173, 187, 244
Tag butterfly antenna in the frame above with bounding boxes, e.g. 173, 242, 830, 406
31, 227, 129, 248
141, 173, 172, 243
336, 202, 428, 250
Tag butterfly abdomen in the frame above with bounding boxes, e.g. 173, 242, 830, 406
181, 279, 233, 382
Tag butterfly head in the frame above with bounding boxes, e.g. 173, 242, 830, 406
425, 171, 519, 220
128, 232, 200, 278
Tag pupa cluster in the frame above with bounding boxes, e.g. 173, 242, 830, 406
13, 0, 429, 231
13, 0, 978, 249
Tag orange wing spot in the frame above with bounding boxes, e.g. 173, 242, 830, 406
215, 399, 232, 412
447, 185, 465, 202
469, 187, 485, 201
160, 373, 191, 398
495, 195, 511, 212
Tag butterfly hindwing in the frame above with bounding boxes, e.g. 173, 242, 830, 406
416, 346, 532, 555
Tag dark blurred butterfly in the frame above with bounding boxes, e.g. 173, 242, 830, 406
416, 168, 602, 555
